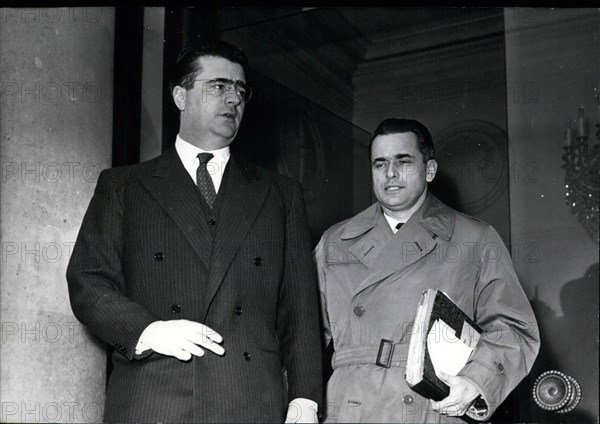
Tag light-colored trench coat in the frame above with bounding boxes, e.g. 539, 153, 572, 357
315, 194, 540, 423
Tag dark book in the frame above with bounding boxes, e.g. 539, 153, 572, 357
405, 289, 482, 401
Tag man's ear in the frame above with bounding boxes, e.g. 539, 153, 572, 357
172, 86, 186, 111
426, 159, 438, 183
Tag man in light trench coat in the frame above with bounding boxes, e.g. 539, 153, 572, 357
314, 118, 540, 423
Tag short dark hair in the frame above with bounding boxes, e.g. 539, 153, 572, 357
370, 118, 434, 162
169, 39, 249, 92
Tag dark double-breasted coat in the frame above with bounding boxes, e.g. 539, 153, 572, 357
67, 147, 323, 423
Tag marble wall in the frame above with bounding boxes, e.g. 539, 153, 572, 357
1, 7, 114, 423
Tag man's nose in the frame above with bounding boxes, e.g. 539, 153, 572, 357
224, 91, 242, 105
386, 163, 399, 179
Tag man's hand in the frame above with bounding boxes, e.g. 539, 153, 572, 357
431, 371, 480, 417
284, 398, 318, 423
137, 320, 224, 361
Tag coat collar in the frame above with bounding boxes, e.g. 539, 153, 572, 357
341, 192, 455, 242
419, 194, 455, 241
343, 193, 457, 296
151, 145, 188, 179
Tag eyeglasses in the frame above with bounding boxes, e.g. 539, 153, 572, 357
195, 78, 253, 103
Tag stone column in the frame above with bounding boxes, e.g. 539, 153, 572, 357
1, 7, 114, 423
140, 7, 165, 162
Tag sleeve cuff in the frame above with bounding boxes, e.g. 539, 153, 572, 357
286, 398, 318, 423
132, 323, 156, 360
448, 360, 492, 421
466, 396, 490, 421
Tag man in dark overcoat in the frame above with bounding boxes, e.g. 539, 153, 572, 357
67, 39, 322, 423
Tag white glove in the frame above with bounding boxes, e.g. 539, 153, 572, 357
136, 319, 224, 361
285, 398, 318, 423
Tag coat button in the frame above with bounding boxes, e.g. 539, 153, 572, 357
243, 352, 251, 361
353, 305, 365, 317
171, 304, 181, 313
254, 257, 263, 266
403, 394, 413, 405
208, 218, 216, 226
496, 362, 504, 372
235, 306, 243, 315
154, 252, 164, 261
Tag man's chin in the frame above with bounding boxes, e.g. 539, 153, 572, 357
378, 194, 413, 210
217, 124, 240, 138
212, 128, 239, 144
379, 193, 407, 206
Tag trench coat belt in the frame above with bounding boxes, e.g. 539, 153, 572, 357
332, 343, 409, 369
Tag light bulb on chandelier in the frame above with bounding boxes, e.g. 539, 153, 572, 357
562, 96, 600, 243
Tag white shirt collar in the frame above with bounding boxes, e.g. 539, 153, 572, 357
175, 134, 230, 165
383, 213, 404, 233
381, 190, 429, 233
175, 134, 231, 191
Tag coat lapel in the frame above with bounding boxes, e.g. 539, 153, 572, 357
139, 147, 213, 268
353, 222, 437, 296
346, 205, 393, 268
351, 194, 454, 297
203, 157, 271, 318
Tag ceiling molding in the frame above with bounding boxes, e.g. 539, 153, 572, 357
354, 35, 506, 81
504, 8, 599, 44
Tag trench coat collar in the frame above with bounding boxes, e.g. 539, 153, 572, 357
341, 192, 456, 242
419, 193, 455, 241
344, 193, 457, 296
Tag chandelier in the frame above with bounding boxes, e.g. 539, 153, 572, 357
563, 102, 600, 243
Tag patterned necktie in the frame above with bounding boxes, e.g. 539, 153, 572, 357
196, 153, 217, 208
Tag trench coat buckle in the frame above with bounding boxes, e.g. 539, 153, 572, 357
376, 339, 395, 368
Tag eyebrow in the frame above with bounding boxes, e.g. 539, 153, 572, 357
206, 78, 248, 87
372, 153, 415, 163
